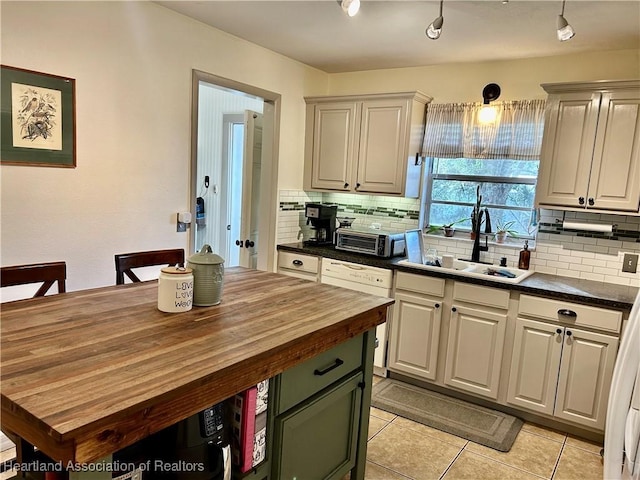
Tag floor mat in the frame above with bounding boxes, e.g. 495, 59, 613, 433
371, 378, 523, 451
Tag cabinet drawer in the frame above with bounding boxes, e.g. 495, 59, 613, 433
276, 334, 364, 414
518, 294, 622, 333
395, 271, 445, 296
453, 282, 510, 310
277, 251, 319, 275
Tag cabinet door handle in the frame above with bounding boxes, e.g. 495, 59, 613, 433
451, 307, 457, 312
578, 197, 585, 205
356, 182, 361, 189
344, 182, 349, 189
292, 260, 303, 266
566, 330, 572, 337
557, 309, 577, 318
588, 197, 595, 206
435, 303, 440, 309
556, 328, 563, 334
314, 358, 344, 376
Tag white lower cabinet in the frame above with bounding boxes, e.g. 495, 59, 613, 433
444, 304, 507, 400
388, 272, 445, 381
507, 297, 620, 430
443, 282, 509, 400
388, 292, 442, 380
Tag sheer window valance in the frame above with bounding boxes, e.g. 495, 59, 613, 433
421, 99, 546, 160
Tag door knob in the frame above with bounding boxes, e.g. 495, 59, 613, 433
244, 239, 255, 248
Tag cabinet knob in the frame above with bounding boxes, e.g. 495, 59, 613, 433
566, 330, 572, 337
435, 303, 440, 309
235, 240, 243, 247
578, 197, 585, 205
451, 307, 457, 312
344, 182, 349, 189
356, 182, 361, 189
244, 239, 255, 248
588, 197, 595, 206
556, 328, 562, 334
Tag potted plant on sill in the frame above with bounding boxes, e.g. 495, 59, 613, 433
494, 221, 518, 243
427, 218, 467, 237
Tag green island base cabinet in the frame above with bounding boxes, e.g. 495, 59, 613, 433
388, 270, 627, 438
237, 332, 375, 480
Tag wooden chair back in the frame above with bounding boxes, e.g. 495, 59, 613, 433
0, 261, 67, 297
115, 249, 185, 285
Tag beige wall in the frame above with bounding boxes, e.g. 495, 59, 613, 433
327, 49, 640, 102
1, 1, 638, 296
0, 1, 327, 296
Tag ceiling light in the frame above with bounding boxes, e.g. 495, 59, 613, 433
426, 0, 444, 40
341, 0, 360, 17
557, 0, 575, 41
479, 83, 501, 124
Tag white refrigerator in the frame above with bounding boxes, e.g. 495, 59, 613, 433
605, 290, 640, 479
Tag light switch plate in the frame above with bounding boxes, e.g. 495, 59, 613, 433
622, 253, 638, 273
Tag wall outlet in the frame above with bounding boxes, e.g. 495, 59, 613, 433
622, 253, 639, 274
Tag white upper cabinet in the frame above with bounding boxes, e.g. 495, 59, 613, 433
304, 92, 431, 197
536, 80, 640, 213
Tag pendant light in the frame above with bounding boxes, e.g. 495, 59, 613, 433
340, 0, 360, 17
479, 83, 501, 124
557, 0, 575, 41
426, 0, 444, 40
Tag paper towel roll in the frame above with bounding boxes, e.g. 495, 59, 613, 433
562, 221, 613, 233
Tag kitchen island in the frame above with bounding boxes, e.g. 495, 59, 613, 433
1, 267, 392, 479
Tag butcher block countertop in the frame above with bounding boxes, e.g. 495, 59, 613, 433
1, 267, 392, 464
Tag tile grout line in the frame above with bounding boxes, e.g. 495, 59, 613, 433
438, 442, 467, 480
549, 436, 567, 480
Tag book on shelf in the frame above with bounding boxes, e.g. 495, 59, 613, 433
230, 379, 269, 473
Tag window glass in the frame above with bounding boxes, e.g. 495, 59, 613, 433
426, 158, 539, 237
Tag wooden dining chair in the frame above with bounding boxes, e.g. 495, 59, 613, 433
0, 261, 67, 297
115, 248, 185, 285
0, 261, 67, 477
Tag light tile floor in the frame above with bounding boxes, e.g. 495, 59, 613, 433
362, 386, 604, 480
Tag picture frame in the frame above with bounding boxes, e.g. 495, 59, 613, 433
1, 65, 76, 168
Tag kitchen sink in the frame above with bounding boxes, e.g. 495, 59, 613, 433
397, 258, 534, 284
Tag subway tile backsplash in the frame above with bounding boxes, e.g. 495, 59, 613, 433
277, 192, 640, 287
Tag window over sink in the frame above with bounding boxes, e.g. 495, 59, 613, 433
419, 99, 546, 238
423, 157, 539, 238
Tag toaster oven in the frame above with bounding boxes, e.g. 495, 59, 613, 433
334, 228, 406, 258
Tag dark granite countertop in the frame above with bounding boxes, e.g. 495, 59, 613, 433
278, 242, 639, 310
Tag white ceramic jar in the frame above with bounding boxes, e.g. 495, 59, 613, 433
157, 266, 193, 313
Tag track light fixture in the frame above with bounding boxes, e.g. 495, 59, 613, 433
557, 0, 575, 41
479, 83, 501, 124
426, 0, 444, 40
340, 0, 360, 17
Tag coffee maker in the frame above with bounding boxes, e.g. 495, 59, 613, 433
304, 203, 337, 245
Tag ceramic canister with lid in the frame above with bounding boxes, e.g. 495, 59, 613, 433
157, 266, 193, 312
187, 244, 225, 306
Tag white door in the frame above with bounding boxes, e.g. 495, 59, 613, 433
507, 318, 563, 415
444, 304, 507, 399
388, 292, 442, 381
238, 111, 263, 269
554, 327, 618, 429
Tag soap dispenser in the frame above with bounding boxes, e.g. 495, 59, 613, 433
518, 240, 530, 270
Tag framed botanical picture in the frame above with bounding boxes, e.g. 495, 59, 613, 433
1, 65, 76, 167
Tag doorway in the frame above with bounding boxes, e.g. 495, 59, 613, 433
191, 70, 280, 271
